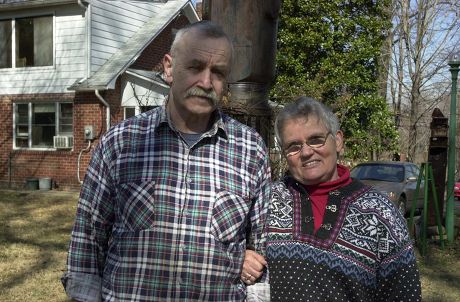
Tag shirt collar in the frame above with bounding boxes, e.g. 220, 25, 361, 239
158, 105, 228, 140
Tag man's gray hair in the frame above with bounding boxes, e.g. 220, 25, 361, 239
274, 96, 340, 146
170, 20, 233, 59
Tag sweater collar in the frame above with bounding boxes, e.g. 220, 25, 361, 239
302, 164, 351, 196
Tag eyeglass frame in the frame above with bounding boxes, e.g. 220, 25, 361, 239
283, 132, 332, 157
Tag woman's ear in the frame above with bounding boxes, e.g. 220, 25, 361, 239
335, 130, 344, 153
162, 54, 173, 85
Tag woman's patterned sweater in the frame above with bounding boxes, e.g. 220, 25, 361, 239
267, 177, 421, 302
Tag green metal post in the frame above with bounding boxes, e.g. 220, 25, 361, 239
428, 164, 445, 248
421, 163, 429, 254
446, 55, 459, 242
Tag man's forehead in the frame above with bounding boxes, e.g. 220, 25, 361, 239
176, 39, 231, 66
192, 46, 229, 60
183, 30, 230, 49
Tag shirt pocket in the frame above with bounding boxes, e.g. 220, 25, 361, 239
116, 180, 156, 231
211, 189, 250, 244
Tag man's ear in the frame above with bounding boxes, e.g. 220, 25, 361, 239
162, 54, 173, 85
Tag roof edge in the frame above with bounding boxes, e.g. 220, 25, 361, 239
72, 0, 196, 91
109, 1, 198, 86
0, 0, 77, 10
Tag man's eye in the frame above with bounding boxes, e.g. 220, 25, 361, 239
212, 69, 226, 78
214, 71, 224, 77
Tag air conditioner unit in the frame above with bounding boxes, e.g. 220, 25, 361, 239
53, 136, 73, 149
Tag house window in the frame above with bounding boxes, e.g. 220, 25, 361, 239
14, 102, 73, 149
124, 106, 156, 119
0, 20, 12, 68
124, 107, 136, 119
0, 15, 53, 68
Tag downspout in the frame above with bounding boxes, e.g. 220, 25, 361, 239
8, 152, 13, 188
95, 89, 111, 132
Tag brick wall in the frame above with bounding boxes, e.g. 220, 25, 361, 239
130, 15, 190, 71
0, 98, 13, 188
0, 93, 83, 190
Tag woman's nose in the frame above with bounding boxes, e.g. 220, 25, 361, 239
299, 143, 314, 156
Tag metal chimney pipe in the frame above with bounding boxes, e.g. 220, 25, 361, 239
203, 0, 282, 145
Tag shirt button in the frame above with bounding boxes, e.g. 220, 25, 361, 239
187, 177, 192, 184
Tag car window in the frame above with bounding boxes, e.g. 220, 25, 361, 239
394, 167, 405, 182
406, 164, 419, 179
351, 164, 403, 182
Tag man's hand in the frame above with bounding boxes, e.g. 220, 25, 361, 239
241, 250, 267, 285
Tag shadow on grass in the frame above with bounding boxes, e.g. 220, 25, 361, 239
0, 190, 78, 299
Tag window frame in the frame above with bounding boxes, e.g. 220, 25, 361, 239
13, 101, 74, 150
0, 13, 55, 70
123, 105, 157, 119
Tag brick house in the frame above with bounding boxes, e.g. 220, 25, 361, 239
0, 0, 199, 190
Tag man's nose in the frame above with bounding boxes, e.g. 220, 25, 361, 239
197, 69, 213, 90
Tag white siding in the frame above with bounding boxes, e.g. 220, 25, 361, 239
0, 4, 86, 95
89, 0, 163, 74
121, 74, 168, 107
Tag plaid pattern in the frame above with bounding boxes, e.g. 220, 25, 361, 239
63, 106, 271, 302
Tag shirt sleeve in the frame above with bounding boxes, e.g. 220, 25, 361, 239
375, 203, 422, 301
62, 139, 115, 301
246, 141, 272, 282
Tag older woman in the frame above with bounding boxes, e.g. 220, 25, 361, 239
243, 96, 421, 301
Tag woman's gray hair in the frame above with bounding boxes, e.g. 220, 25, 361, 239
274, 96, 340, 146
170, 20, 234, 60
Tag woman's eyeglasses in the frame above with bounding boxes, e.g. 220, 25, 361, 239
284, 132, 331, 157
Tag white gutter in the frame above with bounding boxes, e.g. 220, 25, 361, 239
77, 0, 86, 10
95, 89, 111, 131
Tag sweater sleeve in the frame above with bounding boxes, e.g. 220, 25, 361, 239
375, 200, 422, 302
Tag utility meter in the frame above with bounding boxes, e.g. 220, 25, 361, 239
84, 125, 94, 140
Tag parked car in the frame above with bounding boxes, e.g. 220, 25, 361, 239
454, 178, 460, 201
350, 161, 424, 215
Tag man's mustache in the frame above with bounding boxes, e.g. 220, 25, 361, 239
185, 87, 219, 105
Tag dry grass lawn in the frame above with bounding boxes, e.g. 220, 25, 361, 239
0, 189, 78, 301
0, 189, 459, 301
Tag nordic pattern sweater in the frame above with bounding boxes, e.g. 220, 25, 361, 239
267, 177, 421, 302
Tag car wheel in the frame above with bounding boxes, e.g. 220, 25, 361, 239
397, 196, 407, 216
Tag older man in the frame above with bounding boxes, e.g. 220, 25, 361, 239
62, 20, 271, 301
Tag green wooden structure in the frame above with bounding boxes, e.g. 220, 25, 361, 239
408, 162, 444, 255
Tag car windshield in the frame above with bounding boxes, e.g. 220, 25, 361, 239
351, 164, 405, 182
